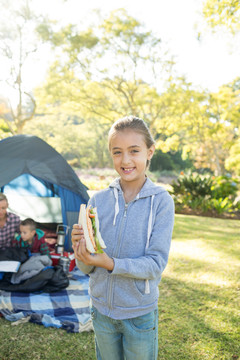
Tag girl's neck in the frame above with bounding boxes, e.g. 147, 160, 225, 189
120, 176, 147, 203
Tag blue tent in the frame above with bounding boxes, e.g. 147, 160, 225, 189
0, 135, 89, 250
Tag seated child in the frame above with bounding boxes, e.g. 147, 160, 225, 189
12, 218, 50, 257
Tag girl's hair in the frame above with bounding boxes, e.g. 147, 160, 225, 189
108, 115, 155, 168
0, 193, 8, 203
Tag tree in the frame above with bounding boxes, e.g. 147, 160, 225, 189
33, 9, 175, 167
223, 77, 240, 175
153, 78, 239, 175
201, 1, 240, 175
31, 7, 240, 174
202, 0, 240, 33
225, 137, 240, 175
31, 10, 172, 166
0, 97, 11, 136
37, 8, 174, 121
0, 0, 44, 136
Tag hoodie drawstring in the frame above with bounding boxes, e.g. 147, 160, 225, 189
145, 194, 155, 294
113, 188, 119, 225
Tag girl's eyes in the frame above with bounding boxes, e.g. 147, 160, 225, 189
113, 150, 139, 155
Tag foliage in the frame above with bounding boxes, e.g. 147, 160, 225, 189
0, 100, 11, 136
155, 78, 240, 176
36, 8, 172, 122
0, 0, 44, 135
150, 149, 193, 173
0, 117, 11, 138
171, 172, 214, 198
0, 3, 240, 175
209, 197, 234, 214
34, 71, 240, 172
225, 137, 240, 175
211, 174, 239, 200
33, 8, 177, 167
171, 171, 240, 216
202, 0, 240, 33
0, 215, 239, 360
24, 112, 107, 168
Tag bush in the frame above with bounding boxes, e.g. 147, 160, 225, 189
171, 171, 240, 216
171, 172, 213, 198
150, 149, 192, 172
211, 175, 239, 200
209, 197, 234, 214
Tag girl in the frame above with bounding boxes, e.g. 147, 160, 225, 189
72, 116, 174, 360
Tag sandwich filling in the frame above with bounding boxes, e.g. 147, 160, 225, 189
87, 206, 104, 253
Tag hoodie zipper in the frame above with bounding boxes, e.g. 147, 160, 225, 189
124, 203, 128, 217
107, 202, 129, 315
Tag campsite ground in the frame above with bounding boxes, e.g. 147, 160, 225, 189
0, 214, 239, 360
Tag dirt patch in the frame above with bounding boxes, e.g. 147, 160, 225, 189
157, 176, 177, 185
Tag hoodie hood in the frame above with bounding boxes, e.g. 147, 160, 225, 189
109, 177, 166, 199
109, 178, 167, 226
35, 228, 45, 239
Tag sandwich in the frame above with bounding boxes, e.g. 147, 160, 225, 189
78, 204, 106, 253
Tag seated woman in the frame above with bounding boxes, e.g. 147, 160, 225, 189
11, 218, 50, 257
0, 193, 20, 250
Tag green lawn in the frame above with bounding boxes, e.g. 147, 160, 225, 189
0, 214, 239, 360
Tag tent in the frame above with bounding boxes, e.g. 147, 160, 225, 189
0, 134, 89, 250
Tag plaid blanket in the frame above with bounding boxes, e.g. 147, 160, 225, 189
0, 267, 93, 333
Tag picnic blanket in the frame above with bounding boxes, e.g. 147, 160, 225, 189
0, 267, 93, 333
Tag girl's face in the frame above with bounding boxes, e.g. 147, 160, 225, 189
110, 129, 155, 186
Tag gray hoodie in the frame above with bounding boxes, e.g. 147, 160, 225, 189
76, 177, 174, 320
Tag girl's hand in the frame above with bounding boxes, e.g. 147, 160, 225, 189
71, 224, 114, 271
71, 224, 83, 245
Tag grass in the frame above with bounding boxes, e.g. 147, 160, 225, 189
0, 214, 239, 360
159, 215, 240, 360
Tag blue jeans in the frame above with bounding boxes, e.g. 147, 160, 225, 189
90, 306, 158, 360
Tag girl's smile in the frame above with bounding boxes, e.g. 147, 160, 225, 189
122, 167, 135, 174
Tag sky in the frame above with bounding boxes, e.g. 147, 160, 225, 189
1, 0, 240, 99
